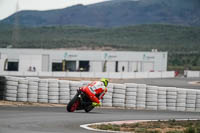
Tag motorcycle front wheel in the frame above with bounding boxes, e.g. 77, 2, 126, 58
67, 93, 80, 112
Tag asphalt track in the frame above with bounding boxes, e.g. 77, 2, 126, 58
0, 106, 200, 133
113, 77, 200, 89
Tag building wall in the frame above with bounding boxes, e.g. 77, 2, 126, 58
19, 55, 42, 72
142, 61, 154, 72
42, 54, 50, 72
128, 61, 138, 72
90, 61, 102, 72
106, 61, 115, 72
118, 61, 128, 72
0, 48, 168, 73
0, 54, 7, 72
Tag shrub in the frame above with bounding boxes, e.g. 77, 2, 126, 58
185, 127, 195, 133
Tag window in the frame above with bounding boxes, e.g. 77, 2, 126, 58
79, 61, 89, 72
7, 61, 19, 71
52, 62, 62, 71
66, 61, 76, 72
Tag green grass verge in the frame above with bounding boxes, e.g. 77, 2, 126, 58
90, 120, 200, 133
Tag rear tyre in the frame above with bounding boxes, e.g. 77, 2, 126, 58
84, 105, 94, 113
67, 93, 80, 112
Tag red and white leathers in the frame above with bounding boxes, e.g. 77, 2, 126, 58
80, 81, 107, 104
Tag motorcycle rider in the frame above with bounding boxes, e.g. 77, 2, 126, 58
80, 78, 109, 107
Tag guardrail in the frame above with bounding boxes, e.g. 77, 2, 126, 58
0, 71, 175, 79
1, 76, 200, 112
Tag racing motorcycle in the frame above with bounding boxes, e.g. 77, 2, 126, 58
67, 89, 95, 112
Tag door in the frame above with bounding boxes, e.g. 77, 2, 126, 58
42, 55, 49, 72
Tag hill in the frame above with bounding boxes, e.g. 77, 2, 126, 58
0, 24, 199, 50
0, 24, 200, 68
1, 0, 200, 27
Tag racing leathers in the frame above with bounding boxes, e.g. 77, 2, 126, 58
80, 81, 107, 106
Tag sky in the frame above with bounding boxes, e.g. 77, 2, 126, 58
0, 0, 109, 20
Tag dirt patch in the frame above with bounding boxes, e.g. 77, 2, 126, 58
0, 100, 115, 109
0, 100, 66, 107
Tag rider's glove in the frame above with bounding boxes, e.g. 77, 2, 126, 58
92, 102, 101, 107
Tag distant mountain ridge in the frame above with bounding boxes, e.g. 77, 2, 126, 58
1, 0, 200, 27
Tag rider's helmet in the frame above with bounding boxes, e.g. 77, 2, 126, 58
101, 78, 109, 87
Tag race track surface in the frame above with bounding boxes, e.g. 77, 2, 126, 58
0, 106, 200, 133
1, 78, 200, 133
114, 78, 200, 89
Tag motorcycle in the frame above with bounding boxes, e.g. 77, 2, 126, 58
67, 89, 95, 112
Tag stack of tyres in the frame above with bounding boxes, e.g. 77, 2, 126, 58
17, 78, 28, 102
27, 77, 39, 102
157, 87, 167, 110
136, 84, 147, 110
176, 88, 186, 112
166, 87, 177, 111
196, 90, 200, 112
38, 79, 48, 103
69, 81, 82, 100
186, 89, 196, 112
146, 86, 158, 110
5, 76, 19, 101
0, 76, 6, 100
48, 79, 59, 104
59, 80, 70, 104
102, 83, 113, 107
112, 84, 126, 107
125, 83, 137, 108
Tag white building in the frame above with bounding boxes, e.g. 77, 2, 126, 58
0, 48, 167, 73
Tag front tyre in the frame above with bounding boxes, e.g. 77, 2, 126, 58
67, 93, 80, 112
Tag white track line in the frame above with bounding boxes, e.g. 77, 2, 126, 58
188, 81, 200, 85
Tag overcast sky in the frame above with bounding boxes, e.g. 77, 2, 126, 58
0, 0, 109, 20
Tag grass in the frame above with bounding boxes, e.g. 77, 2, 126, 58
90, 120, 200, 133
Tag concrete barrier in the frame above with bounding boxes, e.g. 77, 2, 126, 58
0, 71, 175, 79
94, 72, 109, 78
52, 72, 66, 77
80, 72, 95, 78
186, 71, 200, 78
135, 72, 148, 78
7, 72, 24, 77
161, 71, 175, 78
109, 72, 122, 79
24, 72, 39, 77
122, 72, 135, 79
39, 72, 52, 77
66, 72, 81, 78
148, 72, 162, 78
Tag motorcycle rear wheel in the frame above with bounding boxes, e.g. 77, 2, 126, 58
84, 105, 95, 113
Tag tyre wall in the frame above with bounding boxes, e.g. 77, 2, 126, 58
2, 76, 200, 112
0, 76, 6, 100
